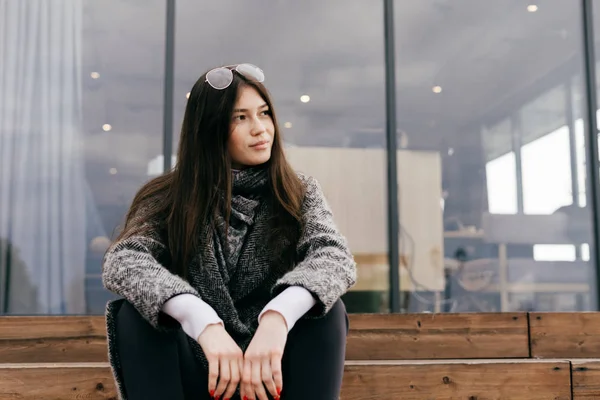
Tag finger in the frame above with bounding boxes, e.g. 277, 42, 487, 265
242, 359, 254, 400
261, 358, 277, 399
241, 382, 252, 400
224, 358, 240, 400
214, 357, 230, 398
207, 355, 219, 398
271, 352, 283, 398
252, 360, 269, 400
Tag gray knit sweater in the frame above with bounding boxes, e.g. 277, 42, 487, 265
102, 171, 356, 400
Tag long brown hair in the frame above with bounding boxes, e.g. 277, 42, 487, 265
110, 67, 305, 279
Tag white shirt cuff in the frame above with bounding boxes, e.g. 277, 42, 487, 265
161, 294, 223, 341
258, 286, 317, 332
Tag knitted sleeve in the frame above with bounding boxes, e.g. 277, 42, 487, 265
102, 207, 199, 328
272, 175, 357, 317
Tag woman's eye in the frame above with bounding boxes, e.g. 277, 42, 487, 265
261, 110, 271, 116
233, 115, 245, 121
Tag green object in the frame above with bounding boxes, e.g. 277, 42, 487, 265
342, 291, 384, 313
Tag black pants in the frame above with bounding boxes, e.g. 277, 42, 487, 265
115, 300, 349, 400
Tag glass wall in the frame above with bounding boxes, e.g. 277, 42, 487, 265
173, 0, 389, 313
0, 0, 165, 314
2, 0, 600, 315
395, 0, 597, 312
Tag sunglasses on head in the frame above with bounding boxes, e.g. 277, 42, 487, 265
205, 63, 265, 90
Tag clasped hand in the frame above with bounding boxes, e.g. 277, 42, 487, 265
197, 311, 288, 400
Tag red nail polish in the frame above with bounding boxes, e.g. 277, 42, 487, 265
277, 387, 282, 395
210, 390, 215, 397
243, 397, 248, 400
215, 396, 220, 400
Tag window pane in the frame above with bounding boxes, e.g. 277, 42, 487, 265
174, 0, 387, 312
486, 152, 518, 214
0, 0, 165, 314
395, 0, 596, 312
521, 126, 573, 214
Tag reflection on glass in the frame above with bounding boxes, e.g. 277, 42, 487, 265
522, 127, 573, 215
0, 0, 165, 314
5, 0, 600, 316
396, 0, 596, 312
174, 0, 388, 312
486, 152, 518, 214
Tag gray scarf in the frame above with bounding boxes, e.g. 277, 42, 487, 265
190, 166, 274, 345
213, 166, 269, 285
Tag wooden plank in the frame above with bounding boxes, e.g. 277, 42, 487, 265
530, 312, 600, 358
0, 363, 116, 400
0, 316, 108, 363
0, 313, 529, 362
0, 360, 572, 400
572, 360, 600, 399
346, 312, 529, 359
342, 359, 572, 400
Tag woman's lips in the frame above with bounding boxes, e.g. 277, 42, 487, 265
250, 140, 269, 149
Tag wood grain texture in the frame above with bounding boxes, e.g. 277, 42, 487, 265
346, 312, 529, 359
341, 360, 572, 400
0, 360, 572, 400
0, 313, 529, 362
572, 360, 600, 399
530, 312, 600, 358
0, 363, 117, 400
0, 316, 108, 362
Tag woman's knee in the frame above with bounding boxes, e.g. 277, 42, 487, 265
326, 299, 349, 338
281, 300, 348, 394
292, 299, 348, 343
328, 298, 348, 331
116, 301, 149, 333
115, 300, 169, 350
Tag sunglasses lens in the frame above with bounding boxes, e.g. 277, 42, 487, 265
206, 68, 233, 89
236, 63, 265, 83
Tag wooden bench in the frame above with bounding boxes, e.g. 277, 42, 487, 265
3, 312, 600, 399
0, 313, 529, 363
0, 360, 573, 400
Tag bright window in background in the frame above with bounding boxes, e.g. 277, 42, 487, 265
486, 152, 518, 214
582, 243, 591, 261
521, 126, 573, 215
485, 126, 574, 215
575, 118, 587, 207
533, 244, 576, 261
486, 124, 577, 262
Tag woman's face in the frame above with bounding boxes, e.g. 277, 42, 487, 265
227, 85, 275, 169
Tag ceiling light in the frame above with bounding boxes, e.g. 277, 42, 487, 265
432, 86, 442, 94
186, 92, 190, 99
102, 124, 112, 132
527, 4, 538, 12
300, 95, 310, 103
284, 122, 293, 128
90, 72, 100, 79
448, 148, 455, 156
109, 168, 118, 175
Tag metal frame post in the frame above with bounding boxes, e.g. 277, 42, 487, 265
384, 0, 400, 313
162, 0, 176, 172
581, 0, 600, 310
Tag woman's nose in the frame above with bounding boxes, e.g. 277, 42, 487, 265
250, 118, 266, 135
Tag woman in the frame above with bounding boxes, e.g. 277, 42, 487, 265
102, 63, 356, 400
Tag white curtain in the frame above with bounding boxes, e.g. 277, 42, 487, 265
0, 0, 86, 314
